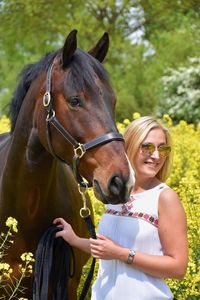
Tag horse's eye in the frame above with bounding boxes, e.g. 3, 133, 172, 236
68, 96, 82, 108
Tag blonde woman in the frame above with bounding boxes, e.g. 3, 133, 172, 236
54, 116, 188, 300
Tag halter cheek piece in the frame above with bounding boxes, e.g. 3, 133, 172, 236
43, 61, 124, 188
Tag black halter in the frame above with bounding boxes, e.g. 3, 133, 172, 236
43, 61, 124, 188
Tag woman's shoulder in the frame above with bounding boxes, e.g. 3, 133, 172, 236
158, 185, 187, 233
159, 186, 179, 202
158, 186, 184, 214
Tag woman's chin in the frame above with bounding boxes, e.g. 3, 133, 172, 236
141, 167, 158, 178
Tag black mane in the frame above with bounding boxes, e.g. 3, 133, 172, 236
9, 48, 109, 133
9, 50, 58, 132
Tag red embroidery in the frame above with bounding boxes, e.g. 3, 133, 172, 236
105, 208, 159, 227
121, 197, 135, 213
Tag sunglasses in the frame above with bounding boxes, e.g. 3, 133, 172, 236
141, 143, 171, 158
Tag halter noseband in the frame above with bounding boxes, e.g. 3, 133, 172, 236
43, 61, 124, 188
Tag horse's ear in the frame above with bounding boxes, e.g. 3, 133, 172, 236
62, 29, 78, 68
88, 32, 109, 62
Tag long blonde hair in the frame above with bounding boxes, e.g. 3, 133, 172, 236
124, 116, 172, 182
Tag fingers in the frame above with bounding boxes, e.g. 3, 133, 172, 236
90, 244, 101, 258
53, 218, 69, 236
90, 238, 101, 246
53, 217, 65, 225
96, 233, 107, 240
55, 231, 63, 238
53, 218, 61, 225
53, 218, 71, 229
90, 243, 101, 251
90, 238, 105, 258
90, 234, 107, 245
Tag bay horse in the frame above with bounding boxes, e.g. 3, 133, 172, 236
0, 30, 134, 299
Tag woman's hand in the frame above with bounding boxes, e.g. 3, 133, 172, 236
90, 233, 126, 260
53, 217, 78, 246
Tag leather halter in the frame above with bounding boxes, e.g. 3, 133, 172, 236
43, 61, 124, 188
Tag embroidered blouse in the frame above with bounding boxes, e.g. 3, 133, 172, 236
91, 183, 173, 300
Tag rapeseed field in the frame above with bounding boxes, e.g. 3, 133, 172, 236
0, 114, 199, 299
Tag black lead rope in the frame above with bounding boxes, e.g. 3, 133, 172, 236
32, 217, 96, 300
33, 225, 75, 300
79, 215, 97, 300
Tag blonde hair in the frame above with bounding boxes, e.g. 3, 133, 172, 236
124, 116, 172, 182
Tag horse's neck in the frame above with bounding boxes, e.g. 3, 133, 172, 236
0, 124, 58, 218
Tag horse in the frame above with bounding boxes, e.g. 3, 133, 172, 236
0, 29, 134, 299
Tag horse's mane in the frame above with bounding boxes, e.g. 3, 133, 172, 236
9, 50, 58, 133
9, 48, 109, 133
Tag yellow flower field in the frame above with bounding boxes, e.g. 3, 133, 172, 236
0, 114, 199, 299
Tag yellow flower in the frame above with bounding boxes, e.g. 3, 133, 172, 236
0, 262, 10, 271
20, 252, 35, 263
5, 217, 18, 233
162, 114, 173, 126
123, 118, 130, 125
0, 115, 10, 133
132, 112, 141, 120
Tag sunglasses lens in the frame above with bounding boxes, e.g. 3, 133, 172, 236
158, 146, 171, 157
141, 144, 171, 157
141, 143, 155, 154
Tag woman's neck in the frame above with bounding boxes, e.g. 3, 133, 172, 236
133, 177, 161, 194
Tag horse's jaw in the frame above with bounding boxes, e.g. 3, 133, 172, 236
93, 169, 135, 205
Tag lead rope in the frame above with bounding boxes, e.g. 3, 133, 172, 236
33, 226, 75, 300
78, 185, 97, 300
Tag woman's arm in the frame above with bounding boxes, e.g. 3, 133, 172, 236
53, 218, 91, 254
90, 189, 188, 279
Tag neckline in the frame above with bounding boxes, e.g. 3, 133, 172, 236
130, 182, 165, 197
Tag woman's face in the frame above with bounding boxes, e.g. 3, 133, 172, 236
133, 128, 168, 180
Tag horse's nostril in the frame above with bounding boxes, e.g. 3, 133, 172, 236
109, 175, 124, 196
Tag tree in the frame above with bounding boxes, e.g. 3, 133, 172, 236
156, 57, 200, 124
1, 0, 200, 121
0, 0, 138, 116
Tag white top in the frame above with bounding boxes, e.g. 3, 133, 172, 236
91, 183, 173, 300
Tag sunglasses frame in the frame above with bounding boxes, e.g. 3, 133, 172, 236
140, 143, 171, 158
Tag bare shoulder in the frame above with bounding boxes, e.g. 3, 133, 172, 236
158, 187, 186, 220
159, 187, 180, 206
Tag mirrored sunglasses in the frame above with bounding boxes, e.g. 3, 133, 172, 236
141, 143, 171, 158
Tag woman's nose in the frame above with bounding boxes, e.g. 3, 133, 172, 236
151, 150, 160, 159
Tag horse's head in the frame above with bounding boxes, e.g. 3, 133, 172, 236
36, 30, 134, 204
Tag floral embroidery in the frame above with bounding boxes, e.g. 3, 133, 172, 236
121, 195, 136, 213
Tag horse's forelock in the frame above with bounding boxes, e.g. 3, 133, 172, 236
67, 49, 109, 91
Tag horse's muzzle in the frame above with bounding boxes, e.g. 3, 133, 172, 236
93, 174, 132, 205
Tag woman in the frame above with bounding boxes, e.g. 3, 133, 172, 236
54, 116, 188, 299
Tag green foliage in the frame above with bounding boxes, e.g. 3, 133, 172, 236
0, 0, 140, 116
1, 0, 200, 121
140, 0, 200, 40
156, 58, 200, 124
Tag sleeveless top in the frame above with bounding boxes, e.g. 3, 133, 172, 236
91, 183, 173, 300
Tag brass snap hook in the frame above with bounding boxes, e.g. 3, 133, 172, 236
78, 184, 91, 218
80, 207, 91, 218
